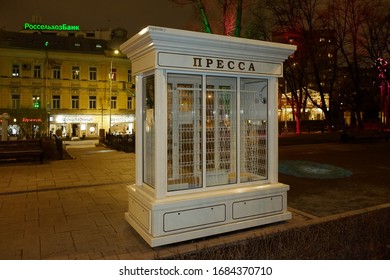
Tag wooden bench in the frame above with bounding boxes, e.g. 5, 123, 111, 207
0, 139, 44, 163
341, 130, 390, 143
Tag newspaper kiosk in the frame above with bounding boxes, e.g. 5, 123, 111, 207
120, 26, 296, 247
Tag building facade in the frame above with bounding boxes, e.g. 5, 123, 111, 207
0, 29, 134, 139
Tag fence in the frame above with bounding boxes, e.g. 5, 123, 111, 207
105, 133, 135, 153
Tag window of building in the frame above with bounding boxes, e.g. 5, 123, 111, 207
52, 95, 60, 109
127, 96, 132, 110
111, 96, 117, 109
12, 95, 20, 109
72, 66, 80, 80
12, 64, 20, 77
32, 95, 41, 108
89, 96, 97, 109
33, 65, 41, 78
89, 67, 97, 81
127, 70, 132, 83
72, 95, 79, 109
52, 65, 61, 79
110, 68, 117, 81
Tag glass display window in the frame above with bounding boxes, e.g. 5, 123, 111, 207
240, 78, 268, 182
165, 74, 269, 193
143, 74, 155, 188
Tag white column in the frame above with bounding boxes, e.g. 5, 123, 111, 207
154, 69, 167, 199
135, 74, 143, 186
267, 77, 279, 183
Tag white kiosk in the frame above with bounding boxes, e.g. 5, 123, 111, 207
120, 26, 296, 247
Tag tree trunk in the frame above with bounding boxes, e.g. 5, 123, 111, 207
197, 0, 212, 33
234, 0, 243, 37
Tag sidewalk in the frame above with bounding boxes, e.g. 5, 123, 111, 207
0, 139, 389, 259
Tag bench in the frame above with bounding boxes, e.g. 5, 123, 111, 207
341, 130, 390, 143
0, 139, 44, 163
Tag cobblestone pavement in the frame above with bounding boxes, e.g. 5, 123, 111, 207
0, 140, 389, 259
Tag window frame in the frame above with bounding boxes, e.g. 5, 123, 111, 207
52, 65, 61, 79
89, 95, 97, 109
89, 66, 97, 81
33, 65, 41, 78
71, 95, 79, 109
72, 66, 80, 80
12, 64, 20, 77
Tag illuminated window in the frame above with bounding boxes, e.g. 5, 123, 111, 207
72, 66, 80, 80
110, 68, 117, 81
32, 95, 41, 109
12, 64, 20, 77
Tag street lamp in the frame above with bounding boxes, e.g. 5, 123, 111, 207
109, 49, 119, 133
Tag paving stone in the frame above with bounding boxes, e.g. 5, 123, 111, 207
0, 142, 388, 260
40, 232, 76, 259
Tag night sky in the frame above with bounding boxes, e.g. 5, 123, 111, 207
0, 0, 194, 37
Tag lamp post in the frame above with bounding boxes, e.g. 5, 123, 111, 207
109, 49, 119, 133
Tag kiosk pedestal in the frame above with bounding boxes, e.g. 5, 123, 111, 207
120, 26, 296, 247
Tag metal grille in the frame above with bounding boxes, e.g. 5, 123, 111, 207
167, 79, 202, 191
205, 86, 237, 186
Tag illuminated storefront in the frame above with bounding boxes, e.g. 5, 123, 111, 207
50, 114, 135, 138
279, 89, 329, 121
0, 28, 133, 140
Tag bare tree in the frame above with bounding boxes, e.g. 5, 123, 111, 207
266, 0, 339, 133
326, 0, 390, 128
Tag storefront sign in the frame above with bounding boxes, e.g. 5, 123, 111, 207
23, 22, 80, 31
54, 115, 134, 124
22, 118, 43, 123
56, 116, 94, 123
158, 52, 282, 76
112, 116, 135, 123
